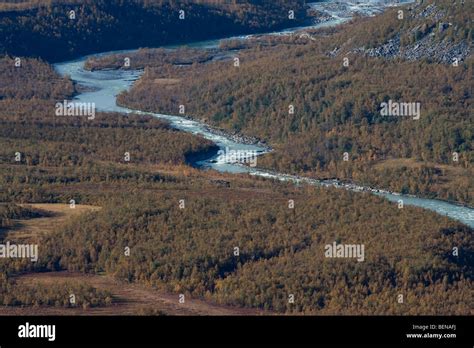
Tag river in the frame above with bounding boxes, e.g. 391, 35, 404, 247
54, 0, 474, 227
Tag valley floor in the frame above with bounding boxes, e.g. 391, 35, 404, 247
0, 271, 264, 316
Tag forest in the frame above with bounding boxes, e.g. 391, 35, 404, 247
0, 0, 472, 315
116, 0, 473, 205
0, 0, 309, 62
0, 55, 217, 206
0, 274, 112, 308
0, 54, 219, 307
34, 186, 473, 314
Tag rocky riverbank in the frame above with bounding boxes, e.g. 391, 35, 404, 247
199, 123, 271, 149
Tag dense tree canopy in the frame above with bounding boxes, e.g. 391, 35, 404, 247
0, 0, 471, 315
0, 0, 309, 62
117, 0, 473, 204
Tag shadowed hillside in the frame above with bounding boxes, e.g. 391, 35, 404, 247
0, 0, 309, 62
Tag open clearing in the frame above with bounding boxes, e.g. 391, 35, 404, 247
153, 78, 181, 85
373, 158, 468, 174
0, 271, 265, 316
6, 203, 100, 241
1, 203, 267, 316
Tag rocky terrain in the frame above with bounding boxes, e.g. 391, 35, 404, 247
330, 2, 471, 64
365, 25, 470, 64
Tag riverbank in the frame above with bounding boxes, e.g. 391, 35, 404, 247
54, 0, 474, 227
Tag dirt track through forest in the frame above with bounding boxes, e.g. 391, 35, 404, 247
1, 203, 267, 316
0, 271, 266, 316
